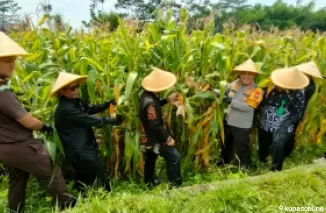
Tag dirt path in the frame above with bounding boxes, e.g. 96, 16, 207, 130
165, 160, 326, 195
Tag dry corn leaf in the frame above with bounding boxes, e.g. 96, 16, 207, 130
202, 124, 210, 166
176, 105, 186, 117
95, 79, 103, 95
114, 84, 122, 102
179, 94, 184, 105
194, 143, 212, 155
109, 103, 116, 117
316, 120, 326, 144
202, 84, 210, 91
186, 77, 199, 89
113, 129, 120, 178
137, 152, 145, 175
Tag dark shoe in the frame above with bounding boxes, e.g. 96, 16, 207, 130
60, 196, 78, 210
168, 179, 182, 190
270, 163, 282, 171
216, 159, 226, 166
168, 184, 181, 190
104, 182, 111, 192
259, 158, 268, 164
240, 165, 249, 172
152, 176, 162, 186
145, 176, 162, 187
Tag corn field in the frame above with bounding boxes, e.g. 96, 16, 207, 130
7, 9, 326, 180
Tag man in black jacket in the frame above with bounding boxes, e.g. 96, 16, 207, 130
51, 72, 122, 191
139, 67, 182, 188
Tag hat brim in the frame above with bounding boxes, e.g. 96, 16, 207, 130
141, 75, 177, 92
232, 69, 262, 75
141, 67, 177, 92
0, 52, 30, 58
0, 32, 30, 58
50, 77, 87, 97
301, 71, 324, 79
271, 71, 309, 90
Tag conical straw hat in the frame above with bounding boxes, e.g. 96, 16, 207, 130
141, 67, 177, 92
232, 59, 262, 75
295, 61, 323, 79
50, 72, 87, 97
0, 32, 29, 57
271, 67, 309, 90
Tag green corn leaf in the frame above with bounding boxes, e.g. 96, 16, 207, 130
124, 72, 138, 101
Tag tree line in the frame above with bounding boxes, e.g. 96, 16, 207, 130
1, 0, 326, 32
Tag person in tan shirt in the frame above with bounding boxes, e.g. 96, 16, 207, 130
0, 32, 76, 213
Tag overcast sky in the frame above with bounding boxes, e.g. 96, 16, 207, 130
14, 0, 326, 28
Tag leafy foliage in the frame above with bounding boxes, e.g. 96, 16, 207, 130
6, 9, 326, 181
0, 0, 21, 25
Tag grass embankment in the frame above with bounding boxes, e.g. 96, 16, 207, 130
0, 143, 326, 213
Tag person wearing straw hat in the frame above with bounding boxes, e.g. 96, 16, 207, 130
296, 62, 326, 162
215, 59, 263, 169
51, 71, 122, 192
139, 67, 182, 188
258, 67, 309, 171
0, 32, 77, 212
296, 61, 323, 110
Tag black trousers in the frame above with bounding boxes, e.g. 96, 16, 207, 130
68, 150, 110, 191
220, 123, 251, 166
144, 145, 182, 187
258, 128, 295, 170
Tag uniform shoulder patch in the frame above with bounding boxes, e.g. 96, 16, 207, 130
147, 104, 157, 120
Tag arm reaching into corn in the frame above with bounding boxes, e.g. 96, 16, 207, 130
60, 104, 122, 128
86, 100, 116, 114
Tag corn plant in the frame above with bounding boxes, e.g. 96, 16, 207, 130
7, 9, 326, 180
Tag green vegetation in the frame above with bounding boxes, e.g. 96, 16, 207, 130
5, 9, 325, 180
1, 144, 326, 212
0, 1, 326, 212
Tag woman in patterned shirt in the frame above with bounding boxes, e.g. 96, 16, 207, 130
258, 67, 309, 171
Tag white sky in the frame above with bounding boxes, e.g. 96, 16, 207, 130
14, 0, 326, 28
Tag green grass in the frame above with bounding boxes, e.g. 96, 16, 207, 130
0, 142, 325, 213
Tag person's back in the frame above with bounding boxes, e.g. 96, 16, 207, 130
139, 90, 166, 146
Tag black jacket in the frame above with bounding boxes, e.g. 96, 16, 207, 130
138, 91, 170, 146
54, 96, 119, 159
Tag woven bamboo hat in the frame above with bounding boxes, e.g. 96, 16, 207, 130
50, 72, 87, 97
295, 61, 323, 79
232, 59, 262, 75
141, 67, 177, 92
271, 67, 309, 90
0, 32, 29, 58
